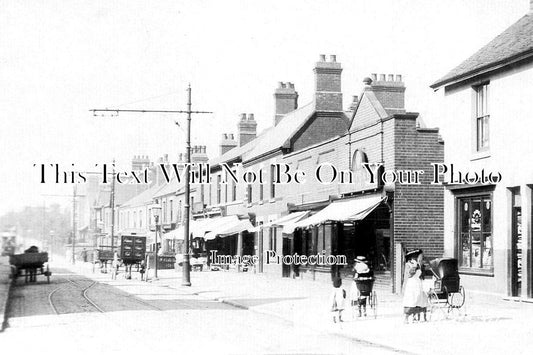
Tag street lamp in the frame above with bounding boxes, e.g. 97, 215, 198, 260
151, 205, 162, 280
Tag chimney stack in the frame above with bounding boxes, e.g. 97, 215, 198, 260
314, 54, 343, 112
131, 154, 150, 172
220, 133, 238, 155
274, 81, 298, 125
349, 95, 359, 111
191, 145, 208, 164
237, 113, 257, 146
364, 73, 406, 114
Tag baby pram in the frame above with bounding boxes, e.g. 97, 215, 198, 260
351, 259, 378, 319
426, 258, 465, 318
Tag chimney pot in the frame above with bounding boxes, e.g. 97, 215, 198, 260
371, 73, 377, 81
319, 54, 326, 61
380, 74, 386, 81
240, 113, 247, 121
278, 81, 283, 88
248, 113, 254, 121
229, 133, 234, 140
330, 54, 336, 62
396, 74, 403, 82
388, 74, 394, 81
352, 95, 358, 102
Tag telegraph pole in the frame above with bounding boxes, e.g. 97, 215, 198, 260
182, 85, 193, 286
90, 85, 211, 287
110, 160, 116, 250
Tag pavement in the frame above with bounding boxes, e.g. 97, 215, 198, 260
0, 256, 13, 331
3, 259, 533, 354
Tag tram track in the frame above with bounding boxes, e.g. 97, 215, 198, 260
48, 278, 103, 315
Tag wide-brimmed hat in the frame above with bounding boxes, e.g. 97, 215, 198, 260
354, 256, 367, 263
405, 249, 423, 259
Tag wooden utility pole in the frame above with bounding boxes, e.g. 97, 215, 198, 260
90, 84, 211, 287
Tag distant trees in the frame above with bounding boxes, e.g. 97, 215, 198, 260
0, 203, 71, 253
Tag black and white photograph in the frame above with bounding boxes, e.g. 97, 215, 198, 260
1, 1, 533, 354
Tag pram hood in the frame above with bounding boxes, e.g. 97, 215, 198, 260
429, 258, 459, 278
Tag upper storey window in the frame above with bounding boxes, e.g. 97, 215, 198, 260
474, 83, 489, 152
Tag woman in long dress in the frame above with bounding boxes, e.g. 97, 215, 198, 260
402, 249, 427, 323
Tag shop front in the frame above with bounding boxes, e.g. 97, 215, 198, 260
286, 194, 390, 283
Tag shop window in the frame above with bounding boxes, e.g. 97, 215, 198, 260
457, 194, 493, 272
474, 83, 490, 152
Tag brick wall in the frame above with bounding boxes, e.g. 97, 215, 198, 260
393, 116, 445, 259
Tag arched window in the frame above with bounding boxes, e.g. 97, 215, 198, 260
351, 150, 368, 171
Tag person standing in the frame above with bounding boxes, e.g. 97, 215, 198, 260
402, 249, 426, 323
111, 251, 119, 280
330, 277, 346, 323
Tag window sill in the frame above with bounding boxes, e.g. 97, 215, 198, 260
258, 200, 264, 205
269, 198, 276, 203
459, 268, 494, 277
471, 150, 490, 161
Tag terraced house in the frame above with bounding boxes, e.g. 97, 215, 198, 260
199, 55, 445, 292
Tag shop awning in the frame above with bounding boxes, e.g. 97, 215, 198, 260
285, 195, 386, 233
249, 211, 311, 233
162, 228, 183, 240
204, 216, 254, 240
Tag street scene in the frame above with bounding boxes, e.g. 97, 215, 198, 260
2, 0, 533, 354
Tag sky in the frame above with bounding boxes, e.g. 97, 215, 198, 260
0, 0, 530, 215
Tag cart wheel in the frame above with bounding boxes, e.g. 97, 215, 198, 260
371, 291, 378, 319
450, 286, 465, 308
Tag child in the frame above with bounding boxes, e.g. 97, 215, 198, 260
111, 252, 119, 280
139, 260, 146, 281
330, 277, 346, 323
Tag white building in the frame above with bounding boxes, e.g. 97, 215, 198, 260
431, 4, 533, 298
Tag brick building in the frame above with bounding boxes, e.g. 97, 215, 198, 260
431, 3, 533, 298
199, 55, 444, 292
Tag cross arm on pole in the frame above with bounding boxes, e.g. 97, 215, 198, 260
89, 109, 212, 115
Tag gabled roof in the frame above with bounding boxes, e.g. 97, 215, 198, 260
431, 12, 533, 89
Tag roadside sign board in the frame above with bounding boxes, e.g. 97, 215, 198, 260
120, 235, 146, 263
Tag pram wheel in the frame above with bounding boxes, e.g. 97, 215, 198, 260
449, 285, 465, 308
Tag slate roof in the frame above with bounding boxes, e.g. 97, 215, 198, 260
121, 183, 163, 208
242, 102, 316, 163
209, 102, 316, 167
431, 12, 533, 88
153, 177, 184, 198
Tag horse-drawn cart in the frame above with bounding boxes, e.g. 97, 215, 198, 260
9, 252, 51, 284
